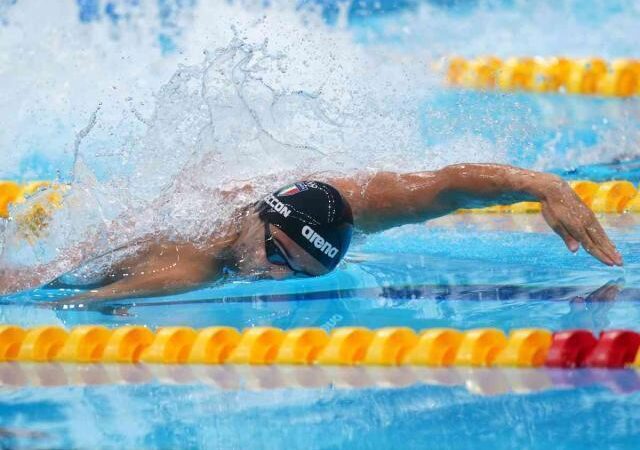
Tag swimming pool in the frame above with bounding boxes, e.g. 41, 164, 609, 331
2, 0, 640, 449
2, 210, 640, 448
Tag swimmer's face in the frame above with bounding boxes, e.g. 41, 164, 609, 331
234, 213, 330, 280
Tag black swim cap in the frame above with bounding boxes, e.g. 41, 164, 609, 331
258, 181, 353, 271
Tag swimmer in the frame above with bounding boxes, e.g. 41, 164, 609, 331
0, 164, 623, 302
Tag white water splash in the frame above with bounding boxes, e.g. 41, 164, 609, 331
0, 0, 434, 279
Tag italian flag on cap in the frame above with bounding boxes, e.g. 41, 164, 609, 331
278, 184, 302, 196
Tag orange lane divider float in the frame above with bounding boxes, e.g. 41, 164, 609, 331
444, 56, 640, 97
2, 325, 640, 369
3, 180, 640, 218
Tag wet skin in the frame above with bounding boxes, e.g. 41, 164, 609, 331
0, 163, 623, 303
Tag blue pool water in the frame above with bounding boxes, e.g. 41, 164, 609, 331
2, 213, 640, 449
2, 0, 640, 449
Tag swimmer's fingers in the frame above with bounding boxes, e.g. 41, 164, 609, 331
583, 217, 622, 266
542, 207, 579, 252
543, 204, 618, 266
543, 180, 624, 266
556, 222, 580, 253
570, 205, 622, 265
571, 223, 617, 266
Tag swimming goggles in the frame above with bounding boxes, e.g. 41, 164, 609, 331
263, 222, 310, 277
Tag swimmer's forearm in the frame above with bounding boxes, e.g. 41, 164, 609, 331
57, 264, 219, 304
436, 163, 559, 209
329, 164, 562, 232
63, 283, 200, 303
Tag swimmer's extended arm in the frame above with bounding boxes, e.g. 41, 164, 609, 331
59, 266, 212, 304
54, 257, 219, 306
329, 163, 622, 267
54, 240, 230, 305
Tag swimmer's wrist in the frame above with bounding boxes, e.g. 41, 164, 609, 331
525, 173, 565, 201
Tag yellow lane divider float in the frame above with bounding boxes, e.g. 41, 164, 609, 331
444, 56, 640, 97
0, 181, 66, 243
461, 180, 640, 213
2, 180, 640, 220
0, 181, 55, 218
2, 325, 640, 369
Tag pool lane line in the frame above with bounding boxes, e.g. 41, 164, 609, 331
1, 325, 640, 370
32, 278, 630, 310
442, 56, 640, 98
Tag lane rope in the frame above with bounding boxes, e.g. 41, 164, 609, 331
2, 180, 640, 221
2, 325, 640, 369
442, 56, 640, 97
459, 180, 640, 214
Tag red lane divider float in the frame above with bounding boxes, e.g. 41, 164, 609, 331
583, 330, 640, 368
546, 329, 640, 368
545, 330, 598, 368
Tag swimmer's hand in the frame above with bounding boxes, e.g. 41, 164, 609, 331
540, 176, 623, 267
